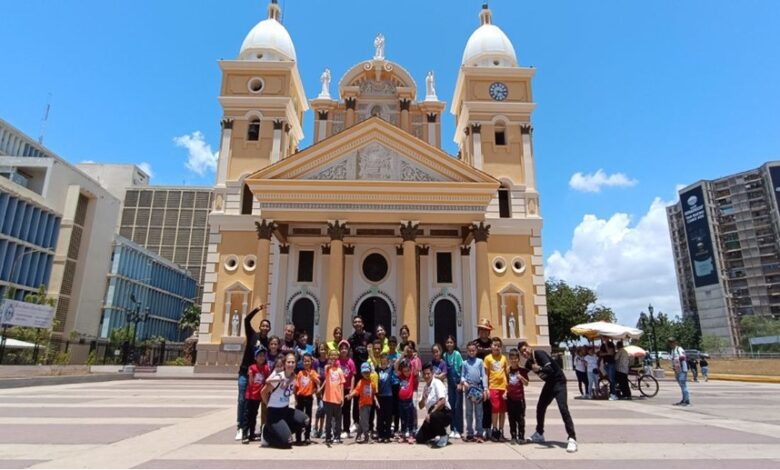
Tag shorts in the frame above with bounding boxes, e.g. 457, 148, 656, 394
489, 389, 506, 413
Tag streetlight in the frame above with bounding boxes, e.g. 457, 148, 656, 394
123, 293, 149, 365
647, 304, 660, 370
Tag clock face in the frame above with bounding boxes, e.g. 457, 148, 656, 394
489, 82, 508, 101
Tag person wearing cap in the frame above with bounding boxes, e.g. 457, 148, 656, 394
471, 318, 494, 437
337, 339, 357, 438
415, 362, 452, 448
349, 362, 380, 443
668, 337, 690, 406
243, 345, 270, 444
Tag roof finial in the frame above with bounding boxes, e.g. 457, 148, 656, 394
480, 3, 492, 25
268, 0, 281, 21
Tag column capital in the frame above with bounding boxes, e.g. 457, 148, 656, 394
344, 244, 355, 255
327, 221, 348, 241
426, 113, 438, 123
220, 118, 234, 130
278, 244, 290, 254
273, 119, 285, 130
399, 221, 419, 242
396, 244, 404, 256
254, 219, 276, 240
470, 123, 482, 134
521, 124, 534, 135
460, 245, 471, 256
321, 243, 331, 255
317, 110, 329, 120
345, 97, 357, 110
399, 99, 411, 111
417, 245, 430, 256
470, 221, 491, 242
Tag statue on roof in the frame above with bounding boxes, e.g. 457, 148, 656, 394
374, 33, 385, 60
318, 68, 331, 99
425, 70, 438, 101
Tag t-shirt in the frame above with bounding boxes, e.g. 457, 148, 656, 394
585, 354, 598, 372
431, 358, 448, 378
484, 354, 508, 391
280, 339, 297, 357
471, 337, 493, 360
338, 357, 356, 390
294, 343, 314, 370
422, 377, 450, 411
525, 350, 566, 384
266, 371, 295, 408
349, 330, 373, 367
615, 349, 630, 374
377, 366, 393, 397
444, 350, 464, 385
506, 367, 529, 401
398, 372, 417, 401
246, 362, 270, 401
295, 369, 319, 397
600, 341, 616, 365
388, 352, 400, 385
671, 346, 688, 373
353, 377, 378, 407
700, 359, 708, 367
574, 354, 586, 372
323, 365, 346, 404
326, 340, 340, 352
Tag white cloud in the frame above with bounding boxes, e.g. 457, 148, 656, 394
546, 197, 681, 326
173, 131, 218, 176
80, 160, 95, 164
569, 169, 638, 193
137, 162, 153, 179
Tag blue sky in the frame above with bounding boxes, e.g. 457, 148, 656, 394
2, 1, 779, 325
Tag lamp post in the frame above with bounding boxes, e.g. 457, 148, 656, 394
123, 293, 149, 366
648, 304, 660, 369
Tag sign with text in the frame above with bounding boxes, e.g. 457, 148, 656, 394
681, 185, 719, 288
0, 299, 55, 329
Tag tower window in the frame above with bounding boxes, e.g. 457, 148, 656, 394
436, 252, 453, 284
241, 184, 253, 215
297, 250, 314, 283
498, 186, 511, 218
247, 119, 260, 141
495, 130, 506, 146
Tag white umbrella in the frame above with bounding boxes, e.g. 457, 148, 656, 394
0, 337, 37, 349
571, 321, 643, 340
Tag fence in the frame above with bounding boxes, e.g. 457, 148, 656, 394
0, 337, 193, 366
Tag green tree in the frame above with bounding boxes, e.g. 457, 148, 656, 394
178, 304, 201, 335
701, 334, 728, 355
546, 279, 618, 346
740, 316, 780, 353
637, 312, 701, 352
590, 305, 617, 323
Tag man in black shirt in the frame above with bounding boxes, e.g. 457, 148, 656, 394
470, 318, 494, 436
519, 341, 577, 453
236, 305, 266, 440
280, 324, 297, 356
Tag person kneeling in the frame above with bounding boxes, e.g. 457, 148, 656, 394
415, 363, 452, 448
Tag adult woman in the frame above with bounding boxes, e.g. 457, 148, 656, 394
443, 335, 463, 439
261, 353, 309, 448
374, 325, 390, 353
326, 327, 343, 353
399, 324, 410, 349
573, 347, 589, 398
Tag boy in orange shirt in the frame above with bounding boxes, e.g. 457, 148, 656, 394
350, 362, 380, 443
321, 349, 345, 445
294, 352, 320, 444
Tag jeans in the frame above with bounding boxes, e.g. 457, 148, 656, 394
587, 369, 599, 397
605, 362, 617, 395
536, 380, 576, 440
342, 394, 352, 433
399, 399, 415, 435
323, 402, 342, 441
701, 366, 709, 381
676, 371, 690, 402
245, 399, 261, 438
357, 405, 371, 439
237, 374, 248, 429
506, 397, 525, 440
392, 384, 401, 432
263, 407, 308, 448
447, 383, 463, 434
464, 395, 484, 438
575, 370, 588, 396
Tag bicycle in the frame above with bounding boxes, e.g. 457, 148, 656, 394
598, 368, 659, 398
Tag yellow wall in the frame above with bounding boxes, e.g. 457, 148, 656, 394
212, 231, 263, 337
487, 234, 538, 341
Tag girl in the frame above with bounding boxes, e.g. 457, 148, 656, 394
374, 325, 389, 353
321, 349, 346, 444
574, 347, 589, 398
399, 324, 410, 350
395, 359, 417, 443
431, 343, 448, 382
337, 339, 356, 438
267, 336, 281, 366
585, 346, 599, 399
444, 335, 464, 439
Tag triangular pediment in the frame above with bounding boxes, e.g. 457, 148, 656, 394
248, 117, 497, 184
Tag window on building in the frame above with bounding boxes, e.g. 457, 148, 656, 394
297, 250, 314, 283
498, 185, 511, 218
241, 184, 253, 215
247, 119, 260, 141
495, 130, 506, 146
436, 252, 453, 284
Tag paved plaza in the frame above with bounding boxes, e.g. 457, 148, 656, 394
1, 378, 779, 469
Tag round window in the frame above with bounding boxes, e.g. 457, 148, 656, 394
511, 257, 525, 274
243, 255, 257, 272
247, 77, 264, 94
224, 255, 239, 272
492, 256, 507, 274
362, 253, 389, 283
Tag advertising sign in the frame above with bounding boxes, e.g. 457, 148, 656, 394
681, 185, 719, 288
769, 166, 780, 218
0, 299, 55, 329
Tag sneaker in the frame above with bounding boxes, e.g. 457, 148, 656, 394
529, 431, 545, 443
566, 437, 578, 453
608, 394, 618, 401
448, 430, 456, 438
235, 429, 243, 441
435, 435, 449, 448
474, 436, 485, 443
673, 401, 683, 406
408, 436, 416, 444
350, 423, 358, 433
452, 431, 461, 439
260, 436, 270, 448
334, 438, 343, 444
681, 401, 691, 407
341, 431, 347, 438
463, 435, 474, 442
241, 435, 250, 445
510, 437, 518, 445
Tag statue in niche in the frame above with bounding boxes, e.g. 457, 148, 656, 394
425, 71, 437, 101
319, 68, 331, 98
508, 315, 516, 339
374, 33, 385, 60
231, 311, 239, 337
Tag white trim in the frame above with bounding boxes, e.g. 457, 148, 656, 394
247, 77, 265, 95
510, 256, 525, 274
492, 256, 507, 274
224, 255, 239, 272
243, 254, 257, 272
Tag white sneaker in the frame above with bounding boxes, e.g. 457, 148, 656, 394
340, 431, 347, 439
234, 429, 243, 441
566, 437, 577, 453
609, 394, 618, 401
260, 435, 270, 448
452, 432, 461, 439
529, 431, 545, 443
350, 423, 358, 433
448, 431, 455, 438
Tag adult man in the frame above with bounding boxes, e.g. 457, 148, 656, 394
416, 363, 452, 448
599, 337, 617, 400
236, 305, 266, 441
518, 341, 577, 453
669, 337, 690, 406
280, 324, 297, 356
614, 341, 631, 400
348, 315, 373, 431
471, 318, 494, 435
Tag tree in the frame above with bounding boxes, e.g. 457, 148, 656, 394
701, 334, 728, 355
546, 279, 617, 346
637, 312, 701, 352
739, 316, 780, 353
179, 304, 201, 335
590, 305, 616, 323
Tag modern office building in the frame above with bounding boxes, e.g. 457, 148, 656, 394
99, 235, 197, 342
667, 161, 780, 352
76, 163, 149, 227
0, 118, 121, 338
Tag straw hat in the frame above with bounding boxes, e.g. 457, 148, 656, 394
477, 318, 494, 331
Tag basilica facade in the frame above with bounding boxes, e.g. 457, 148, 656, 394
195, 1, 549, 371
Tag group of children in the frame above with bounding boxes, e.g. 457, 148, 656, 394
241, 330, 532, 446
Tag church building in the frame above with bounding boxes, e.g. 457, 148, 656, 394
195, 1, 549, 371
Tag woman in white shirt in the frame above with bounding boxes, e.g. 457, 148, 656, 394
261, 353, 309, 448
415, 363, 452, 447
573, 347, 588, 398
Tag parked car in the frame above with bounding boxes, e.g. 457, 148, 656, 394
649, 351, 671, 360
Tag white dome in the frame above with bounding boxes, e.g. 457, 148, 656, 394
239, 17, 296, 62
462, 6, 517, 67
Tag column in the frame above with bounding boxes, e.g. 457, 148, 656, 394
521, 124, 536, 190
325, 221, 348, 338
345, 98, 357, 128
223, 293, 231, 337
316, 111, 328, 143
471, 222, 494, 331
342, 244, 356, 334
400, 221, 419, 342
270, 120, 283, 163
460, 244, 474, 344
216, 119, 233, 186
399, 99, 411, 133
275, 244, 290, 333
254, 219, 275, 321
417, 245, 430, 347
426, 113, 437, 147
471, 124, 483, 170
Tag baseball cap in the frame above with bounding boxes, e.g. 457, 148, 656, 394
338, 339, 350, 350
254, 345, 267, 357
360, 363, 371, 374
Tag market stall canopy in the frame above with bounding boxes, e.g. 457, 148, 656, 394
623, 345, 647, 358
571, 321, 643, 340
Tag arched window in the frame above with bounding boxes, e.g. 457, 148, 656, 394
241, 184, 253, 215
498, 184, 511, 218
247, 118, 260, 141
494, 123, 506, 146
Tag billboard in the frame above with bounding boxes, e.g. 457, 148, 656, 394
769, 165, 780, 218
0, 299, 55, 329
681, 185, 719, 288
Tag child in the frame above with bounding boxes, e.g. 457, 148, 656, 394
337, 339, 356, 438
266, 336, 281, 366
484, 337, 508, 442
461, 342, 488, 442
368, 339, 383, 437
404, 341, 422, 434
395, 359, 417, 443
444, 335, 464, 439
585, 346, 599, 399
350, 363, 379, 443
506, 349, 529, 444
294, 353, 320, 444
243, 346, 269, 444
431, 343, 448, 383
295, 332, 314, 371
314, 342, 328, 438
388, 336, 401, 435
376, 352, 394, 442
321, 349, 345, 444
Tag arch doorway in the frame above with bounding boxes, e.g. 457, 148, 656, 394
357, 296, 392, 337
291, 297, 315, 344
433, 299, 457, 346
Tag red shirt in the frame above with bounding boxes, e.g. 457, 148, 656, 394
398, 372, 417, 401
246, 363, 270, 400
506, 367, 529, 401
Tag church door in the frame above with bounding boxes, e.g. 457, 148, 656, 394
357, 296, 392, 337
291, 298, 315, 344
433, 299, 457, 346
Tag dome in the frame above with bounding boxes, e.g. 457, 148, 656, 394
238, 2, 296, 61
461, 5, 517, 67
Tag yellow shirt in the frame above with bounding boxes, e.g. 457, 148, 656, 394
484, 354, 508, 391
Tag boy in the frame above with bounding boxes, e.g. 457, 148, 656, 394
321, 349, 345, 445
396, 359, 417, 443
387, 336, 401, 435
350, 363, 379, 443
460, 342, 488, 442
368, 339, 383, 436
484, 337, 508, 442
243, 346, 269, 444
376, 352, 394, 442
506, 349, 529, 444
294, 353, 320, 444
